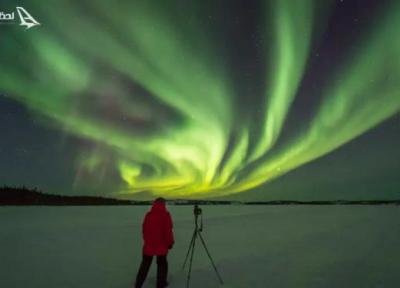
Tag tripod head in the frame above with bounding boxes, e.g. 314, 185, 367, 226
193, 204, 203, 232
193, 204, 202, 216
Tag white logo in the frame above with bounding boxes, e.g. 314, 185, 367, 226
0, 6, 40, 30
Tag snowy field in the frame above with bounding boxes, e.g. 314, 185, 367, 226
0, 205, 399, 288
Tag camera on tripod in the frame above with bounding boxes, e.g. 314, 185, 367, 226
183, 204, 223, 287
193, 204, 202, 216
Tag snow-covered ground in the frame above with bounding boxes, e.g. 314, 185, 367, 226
0, 205, 399, 288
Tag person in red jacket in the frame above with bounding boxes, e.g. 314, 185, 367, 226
135, 197, 174, 288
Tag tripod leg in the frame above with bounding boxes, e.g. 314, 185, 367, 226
198, 232, 224, 285
186, 230, 197, 288
182, 229, 196, 270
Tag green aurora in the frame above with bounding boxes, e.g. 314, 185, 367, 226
0, 0, 399, 198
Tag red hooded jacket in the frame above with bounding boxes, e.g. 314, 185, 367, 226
142, 200, 175, 256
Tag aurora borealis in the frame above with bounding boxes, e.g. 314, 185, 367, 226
0, 0, 399, 199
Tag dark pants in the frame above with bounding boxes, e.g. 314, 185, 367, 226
135, 254, 168, 288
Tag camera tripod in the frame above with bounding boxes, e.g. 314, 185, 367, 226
182, 205, 224, 288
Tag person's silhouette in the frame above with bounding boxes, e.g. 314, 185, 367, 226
135, 197, 174, 288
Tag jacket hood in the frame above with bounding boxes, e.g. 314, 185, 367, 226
151, 200, 167, 212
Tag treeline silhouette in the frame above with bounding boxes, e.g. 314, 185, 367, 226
243, 200, 400, 205
1, 186, 399, 206
0, 186, 131, 206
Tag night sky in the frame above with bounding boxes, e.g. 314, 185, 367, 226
0, 0, 399, 200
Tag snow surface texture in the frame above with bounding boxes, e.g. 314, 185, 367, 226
0, 206, 399, 288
